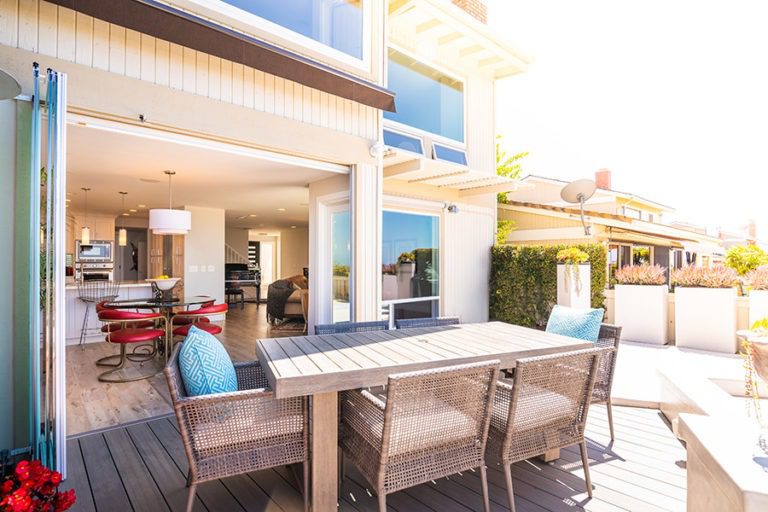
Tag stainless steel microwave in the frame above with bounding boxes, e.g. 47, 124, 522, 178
75, 240, 113, 262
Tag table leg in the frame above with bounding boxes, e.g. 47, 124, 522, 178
311, 391, 338, 512
540, 448, 561, 462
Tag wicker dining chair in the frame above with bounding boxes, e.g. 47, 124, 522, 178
394, 316, 460, 329
594, 324, 623, 441
340, 360, 500, 512
314, 320, 389, 335
164, 345, 310, 512
486, 348, 605, 512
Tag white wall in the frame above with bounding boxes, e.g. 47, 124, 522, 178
442, 202, 496, 323
225, 227, 249, 261
0, 99, 17, 450
280, 227, 309, 279
183, 206, 225, 303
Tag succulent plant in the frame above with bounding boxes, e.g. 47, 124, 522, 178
615, 264, 667, 285
670, 265, 739, 289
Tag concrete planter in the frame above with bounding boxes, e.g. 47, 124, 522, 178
615, 284, 668, 345
675, 287, 737, 353
748, 289, 768, 328
557, 263, 591, 309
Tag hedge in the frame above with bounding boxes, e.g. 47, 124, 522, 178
489, 244, 607, 328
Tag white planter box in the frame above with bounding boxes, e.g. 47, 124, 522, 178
749, 289, 768, 328
675, 287, 737, 353
557, 264, 591, 309
615, 284, 668, 345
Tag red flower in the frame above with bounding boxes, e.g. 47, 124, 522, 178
1, 480, 14, 495
49, 472, 61, 486
13, 462, 30, 482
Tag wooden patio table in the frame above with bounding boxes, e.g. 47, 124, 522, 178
256, 321, 592, 512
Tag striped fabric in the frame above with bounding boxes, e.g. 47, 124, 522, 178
179, 326, 237, 396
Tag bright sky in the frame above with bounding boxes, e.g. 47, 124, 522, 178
489, 0, 768, 237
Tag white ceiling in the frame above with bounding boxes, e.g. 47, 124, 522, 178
65, 123, 342, 230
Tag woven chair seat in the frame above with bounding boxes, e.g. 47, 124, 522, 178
355, 398, 479, 456
194, 412, 305, 456
491, 381, 577, 433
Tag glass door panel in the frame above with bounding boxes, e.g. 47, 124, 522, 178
331, 209, 351, 323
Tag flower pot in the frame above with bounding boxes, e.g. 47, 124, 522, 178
675, 287, 737, 353
615, 284, 668, 345
749, 289, 768, 328
557, 263, 591, 309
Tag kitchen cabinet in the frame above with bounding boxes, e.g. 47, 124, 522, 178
72, 214, 116, 242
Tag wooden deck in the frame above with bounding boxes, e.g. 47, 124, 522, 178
63, 404, 687, 512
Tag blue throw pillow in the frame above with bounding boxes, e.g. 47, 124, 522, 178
179, 325, 237, 396
546, 305, 604, 342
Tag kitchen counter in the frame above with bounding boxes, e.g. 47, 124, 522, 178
65, 280, 154, 290
65, 281, 154, 345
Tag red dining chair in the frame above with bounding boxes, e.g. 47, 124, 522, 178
96, 301, 157, 333
97, 309, 167, 383
171, 303, 228, 338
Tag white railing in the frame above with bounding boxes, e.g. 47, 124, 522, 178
225, 244, 248, 264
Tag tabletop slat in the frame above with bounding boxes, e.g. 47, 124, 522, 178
256, 322, 592, 399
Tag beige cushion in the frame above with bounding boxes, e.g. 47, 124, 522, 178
193, 413, 304, 456
493, 383, 577, 432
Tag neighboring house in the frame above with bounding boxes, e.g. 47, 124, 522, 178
498, 170, 724, 284
0, 0, 528, 468
716, 219, 765, 250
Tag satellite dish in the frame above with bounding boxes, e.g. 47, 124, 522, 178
560, 179, 597, 235
0, 68, 21, 101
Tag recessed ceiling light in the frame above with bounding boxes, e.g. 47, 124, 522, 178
65, 198, 71, 202
137, 204, 146, 208
140, 178, 161, 183
248, 214, 258, 217
129, 209, 137, 212
237, 215, 247, 220
259, 232, 268, 236
276, 208, 286, 212
291, 225, 297, 229
122, 213, 130, 216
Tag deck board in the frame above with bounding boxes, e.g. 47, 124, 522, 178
64, 405, 687, 512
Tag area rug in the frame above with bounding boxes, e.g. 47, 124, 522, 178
269, 318, 307, 334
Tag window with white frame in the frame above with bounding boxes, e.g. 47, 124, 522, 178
384, 48, 465, 143
221, 0, 365, 59
381, 210, 440, 322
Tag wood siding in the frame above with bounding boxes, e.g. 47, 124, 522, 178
0, 0, 378, 140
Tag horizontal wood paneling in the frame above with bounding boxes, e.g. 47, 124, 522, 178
1, 0, 376, 140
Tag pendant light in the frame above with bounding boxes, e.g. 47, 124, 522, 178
80, 187, 91, 248
118, 191, 128, 246
149, 170, 191, 235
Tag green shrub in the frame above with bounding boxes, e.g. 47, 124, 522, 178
725, 245, 768, 276
489, 244, 607, 328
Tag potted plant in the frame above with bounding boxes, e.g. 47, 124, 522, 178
739, 317, 768, 455
746, 265, 768, 327
671, 265, 739, 353
0, 459, 76, 511
556, 247, 591, 309
614, 264, 668, 345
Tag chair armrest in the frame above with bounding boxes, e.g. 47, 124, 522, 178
341, 389, 386, 446
234, 360, 271, 390
491, 379, 514, 433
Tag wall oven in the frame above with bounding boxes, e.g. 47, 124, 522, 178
75, 240, 113, 262
75, 262, 114, 281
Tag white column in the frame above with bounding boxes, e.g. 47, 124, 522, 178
350, 163, 382, 321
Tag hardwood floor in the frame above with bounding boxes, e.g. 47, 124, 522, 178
63, 405, 688, 511
66, 303, 286, 435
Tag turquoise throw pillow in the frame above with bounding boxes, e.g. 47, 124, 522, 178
179, 325, 237, 396
546, 305, 604, 342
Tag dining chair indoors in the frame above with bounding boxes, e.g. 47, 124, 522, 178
486, 347, 605, 512
171, 303, 228, 338
96, 309, 166, 383
340, 360, 500, 512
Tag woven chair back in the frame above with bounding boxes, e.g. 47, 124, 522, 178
382, 360, 500, 458
500, 348, 603, 462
